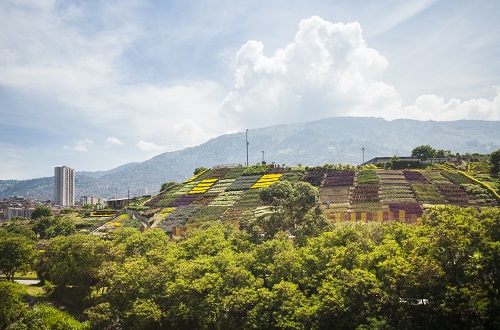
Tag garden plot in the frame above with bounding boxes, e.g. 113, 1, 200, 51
436, 184, 469, 204
225, 175, 261, 191
234, 189, 262, 207
209, 191, 244, 207
220, 207, 252, 222
350, 184, 380, 204
424, 171, 452, 184
169, 194, 199, 207
191, 192, 219, 206
377, 170, 408, 185
319, 186, 350, 204
403, 170, 431, 183
158, 205, 201, 232
209, 179, 236, 193
410, 184, 445, 204
380, 185, 417, 203
186, 206, 228, 225
324, 171, 355, 186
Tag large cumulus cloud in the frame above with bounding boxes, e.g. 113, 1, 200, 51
222, 16, 500, 126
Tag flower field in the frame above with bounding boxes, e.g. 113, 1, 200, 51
403, 170, 430, 183
380, 185, 417, 203
324, 170, 355, 186
234, 189, 262, 207
441, 170, 475, 185
357, 169, 380, 184
250, 174, 282, 189
410, 184, 445, 203
191, 192, 219, 207
209, 179, 236, 193
188, 178, 218, 194
209, 191, 244, 206
436, 184, 469, 203
350, 184, 380, 203
377, 170, 408, 184
158, 205, 201, 232
186, 206, 228, 225
169, 194, 199, 207
226, 175, 261, 191
140, 165, 499, 234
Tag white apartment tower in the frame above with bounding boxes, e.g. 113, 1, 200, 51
54, 166, 75, 206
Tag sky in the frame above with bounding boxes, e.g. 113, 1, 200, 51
1, 0, 499, 179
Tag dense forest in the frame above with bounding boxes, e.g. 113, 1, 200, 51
1, 205, 500, 329
2, 149, 500, 329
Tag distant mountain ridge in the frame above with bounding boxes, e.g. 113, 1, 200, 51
1, 117, 499, 200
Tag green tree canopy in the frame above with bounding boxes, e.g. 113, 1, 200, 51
160, 181, 177, 192
0, 231, 36, 281
32, 216, 76, 239
0, 281, 28, 328
490, 149, 500, 174
31, 205, 52, 220
37, 234, 111, 299
411, 145, 436, 160
194, 167, 208, 175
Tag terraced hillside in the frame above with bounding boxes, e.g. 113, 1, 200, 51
128, 164, 500, 236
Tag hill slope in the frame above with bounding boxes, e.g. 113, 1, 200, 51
1, 117, 500, 200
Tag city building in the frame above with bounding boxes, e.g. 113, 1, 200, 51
54, 166, 75, 207
4, 207, 33, 220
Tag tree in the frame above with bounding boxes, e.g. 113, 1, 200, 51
194, 167, 208, 175
258, 181, 324, 239
31, 205, 52, 220
32, 216, 76, 239
490, 149, 500, 174
411, 145, 436, 160
0, 231, 36, 281
435, 149, 452, 158
160, 181, 177, 192
3, 222, 37, 241
0, 281, 28, 328
37, 234, 111, 299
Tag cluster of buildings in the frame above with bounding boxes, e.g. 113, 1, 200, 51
1, 166, 105, 220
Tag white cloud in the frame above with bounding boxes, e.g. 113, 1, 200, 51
402, 87, 500, 121
74, 139, 93, 152
222, 16, 402, 126
106, 137, 123, 145
223, 15, 500, 125
136, 140, 166, 152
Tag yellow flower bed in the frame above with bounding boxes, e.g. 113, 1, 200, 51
106, 221, 123, 227
250, 174, 282, 189
160, 207, 176, 215
184, 169, 209, 183
188, 179, 219, 194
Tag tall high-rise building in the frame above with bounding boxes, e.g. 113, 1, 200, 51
54, 166, 75, 206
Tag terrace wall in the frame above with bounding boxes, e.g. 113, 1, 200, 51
327, 210, 420, 224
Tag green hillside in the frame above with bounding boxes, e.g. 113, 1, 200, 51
124, 162, 500, 237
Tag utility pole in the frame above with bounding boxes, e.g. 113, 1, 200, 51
362, 147, 365, 165
262, 150, 265, 164
246, 129, 249, 166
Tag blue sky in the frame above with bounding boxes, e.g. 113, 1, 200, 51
1, 0, 499, 179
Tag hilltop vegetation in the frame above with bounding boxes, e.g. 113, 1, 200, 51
2, 153, 500, 329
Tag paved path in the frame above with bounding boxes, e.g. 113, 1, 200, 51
14, 279, 40, 285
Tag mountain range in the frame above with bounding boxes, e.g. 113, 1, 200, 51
2, 117, 499, 201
